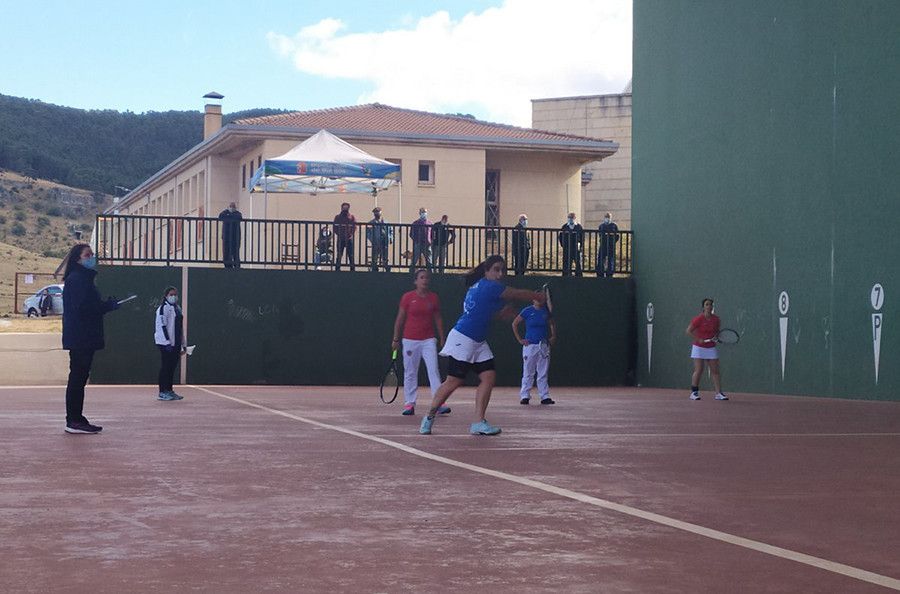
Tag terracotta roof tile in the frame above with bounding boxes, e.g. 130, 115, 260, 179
235, 103, 607, 144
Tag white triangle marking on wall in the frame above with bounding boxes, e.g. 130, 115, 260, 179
779, 316, 789, 381
872, 313, 882, 384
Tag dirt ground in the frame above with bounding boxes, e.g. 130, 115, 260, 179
0, 240, 63, 320
0, 317, 61, 333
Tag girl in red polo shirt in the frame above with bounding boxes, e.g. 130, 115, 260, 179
391, 269, 449, 416
685, 298, 728, 401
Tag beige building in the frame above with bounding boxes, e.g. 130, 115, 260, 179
532, 89, 632, 230
112, 102, 617, 232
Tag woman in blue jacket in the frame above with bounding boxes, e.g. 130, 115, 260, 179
61, 243, 119, 434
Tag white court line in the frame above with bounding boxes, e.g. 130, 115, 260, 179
376, 432, 900, 438
190, 385, 900, 591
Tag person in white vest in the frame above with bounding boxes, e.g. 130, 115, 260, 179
154, 286, 185, 401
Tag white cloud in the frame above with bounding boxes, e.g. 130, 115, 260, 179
266, 0, 632, 126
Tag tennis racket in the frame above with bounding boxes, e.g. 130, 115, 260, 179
541, 283, 554, 316
379, 349, 402, 404
706, 328, 740, 345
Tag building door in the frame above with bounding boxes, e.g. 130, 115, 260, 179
485, 170, 500, 237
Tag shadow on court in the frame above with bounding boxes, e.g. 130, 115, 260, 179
1, 385, 899, 592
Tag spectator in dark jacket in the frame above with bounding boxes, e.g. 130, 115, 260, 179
61, 243, 119, 434
431, 214, 455, 273
39, 289, 52, 316
596, 211, 620, 277
409, 207, 433, 273
512, 214, 531, 276
558, 212, 584, 277
218, 202, 243, 268
367, 207, 393, 272
333, 202, 357, 271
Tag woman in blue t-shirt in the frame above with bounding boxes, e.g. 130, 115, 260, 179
419, 255, 544, 436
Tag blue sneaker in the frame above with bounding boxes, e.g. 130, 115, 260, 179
419, 416, 435, 435
158, 392, 176, 401
168, 391, 184, 400
401, 404, 415, 415
436, 405, 451, 415
469, 420, 501, 435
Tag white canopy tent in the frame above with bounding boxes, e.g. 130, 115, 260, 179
248, 129, 402, 220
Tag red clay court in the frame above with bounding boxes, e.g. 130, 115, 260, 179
2, 385, 899, 593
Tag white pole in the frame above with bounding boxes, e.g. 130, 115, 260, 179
398, 181, 403, 223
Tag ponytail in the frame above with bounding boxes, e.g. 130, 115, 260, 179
464, 255, 505, 287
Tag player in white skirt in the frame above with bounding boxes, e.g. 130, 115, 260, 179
512, 298, 557, 405
419, 255, 545, 436
686, 298, 728, 401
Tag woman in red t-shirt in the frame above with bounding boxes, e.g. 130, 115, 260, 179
391, 269, 448, 416
685, 298, 728, 401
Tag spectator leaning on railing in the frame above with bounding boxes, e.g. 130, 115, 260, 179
333, 202, 357, 272
432, 214, 455, 273
512, 214, 530, 276
558, 212, 584, 277
410, 207, 433, 273
367, 207, 393, 272
596, 211, 620, 278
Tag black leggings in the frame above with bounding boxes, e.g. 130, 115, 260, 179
66, 349, 95, 424
158, 346, 180, 392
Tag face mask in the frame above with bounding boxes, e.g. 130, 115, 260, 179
567, 218, 575, 227
419, 213, 427, 220
374, 214, 381, 220
520, 220, 527, 227
341, 208, 349, 214
166, 296, 178, 305
228, 207, 235, 213
603, 217, 610, 224
81, 256, 97, 269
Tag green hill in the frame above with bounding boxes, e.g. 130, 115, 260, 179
0, 93, 285, 194
0, 170, 109, 258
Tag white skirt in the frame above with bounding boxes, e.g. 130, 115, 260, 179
691, 345, 719, 360
440, 328, 494, 363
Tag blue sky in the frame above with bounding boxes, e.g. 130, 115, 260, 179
0, 0, 631, 126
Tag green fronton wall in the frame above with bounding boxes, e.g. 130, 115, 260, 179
93, 266, 635, 388
633, 1, 900, 399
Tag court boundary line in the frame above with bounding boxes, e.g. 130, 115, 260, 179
190, 385, 900, 590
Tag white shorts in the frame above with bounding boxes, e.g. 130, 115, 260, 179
691, 345, 719, 360
440, 328, 494, 363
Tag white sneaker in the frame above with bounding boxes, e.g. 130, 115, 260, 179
690, 391, 701, 400
715, 393, 729, 401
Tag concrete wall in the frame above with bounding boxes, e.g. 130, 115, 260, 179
532, 94, 632, 230
484, 151, 584, 228
633, 0, 900, 400
0, 333, 68, 385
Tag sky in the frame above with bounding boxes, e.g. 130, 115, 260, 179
0, 0, 631, 127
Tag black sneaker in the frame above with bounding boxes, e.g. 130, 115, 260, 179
520, 398, 530, 405
81, 417, 103, 432
65, 421, 101, 434
540, 398, 556, 405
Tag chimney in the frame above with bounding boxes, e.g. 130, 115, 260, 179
203, 91, 224, 140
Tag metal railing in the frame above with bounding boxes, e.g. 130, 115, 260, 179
95, 214, 633, 276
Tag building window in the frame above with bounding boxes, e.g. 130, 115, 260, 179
386, 158, 402, 182
418, 160, 435, 185
257, 155, 262, 169
241, 164, 246, 189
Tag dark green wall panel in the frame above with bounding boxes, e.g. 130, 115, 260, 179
634, 1, 899, 399
91, 265, 183, 384
93, 266, 635, 387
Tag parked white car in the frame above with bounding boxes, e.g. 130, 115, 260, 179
23, 284, 64, 318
